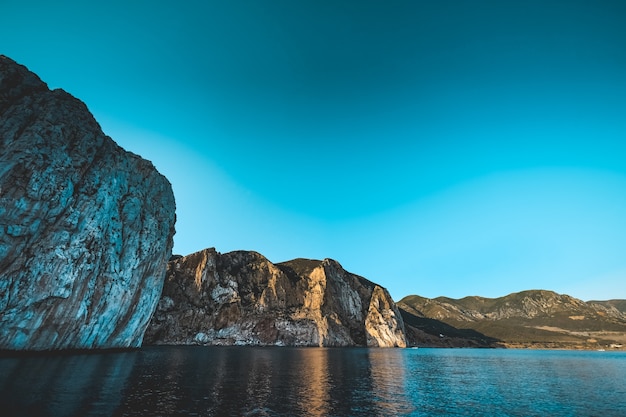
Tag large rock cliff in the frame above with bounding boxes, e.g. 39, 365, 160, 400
0, 56, 176, 350
145, 248, 406, 347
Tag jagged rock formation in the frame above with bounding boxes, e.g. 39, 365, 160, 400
0, 55, 176, 350
145, 248, 406, 347
398, 290, 626, 349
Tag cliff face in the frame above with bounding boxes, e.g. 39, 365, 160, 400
0, 56, 176, 350
145, 249, 406, 347
398, 290, 626, 349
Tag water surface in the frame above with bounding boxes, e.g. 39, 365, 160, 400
1, 347, 624, 416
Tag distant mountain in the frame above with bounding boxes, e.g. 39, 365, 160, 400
588, 299, 626, 314
398, 290, 626, 349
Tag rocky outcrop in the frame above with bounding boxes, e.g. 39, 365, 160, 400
0, 56, 176, 350
398, 290, 626, 349
145, 249, 406, 347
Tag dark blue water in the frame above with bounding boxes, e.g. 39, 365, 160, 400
1, 347, 625, 416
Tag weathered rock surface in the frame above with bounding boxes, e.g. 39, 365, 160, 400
145, 248, 406, 347
0, 55, 176, 350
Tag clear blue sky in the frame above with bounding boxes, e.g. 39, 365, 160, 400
3, 1, 626, 301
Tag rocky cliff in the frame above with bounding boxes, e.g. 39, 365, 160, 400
398, 290, 626, 349
145, 249, 406, 347
0, 56, 176, 350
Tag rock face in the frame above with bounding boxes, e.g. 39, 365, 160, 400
0, 56, 176, 350
398, 290, 626, 349
145, 249, 406, 347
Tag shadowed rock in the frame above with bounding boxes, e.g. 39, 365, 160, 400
0, 56, 176, 350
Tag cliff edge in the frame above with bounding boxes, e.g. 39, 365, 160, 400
0, 56, 176, 350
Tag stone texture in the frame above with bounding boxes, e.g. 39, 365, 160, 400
0, 55, 176, 350
145, 248, 406, 347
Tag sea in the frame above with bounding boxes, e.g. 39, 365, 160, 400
0, 346, 625, 417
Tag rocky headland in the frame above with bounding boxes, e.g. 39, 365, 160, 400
145, 248, 407, 347
1, 55, 624, 352
0, 55, 176, 350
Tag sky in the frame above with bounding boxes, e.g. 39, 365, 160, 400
2, 0, 626, 301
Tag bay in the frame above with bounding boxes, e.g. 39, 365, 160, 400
1, 347, 625, 416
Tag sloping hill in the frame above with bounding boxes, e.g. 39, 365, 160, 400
589, 299, 626, 314
399, 309, 502, 348
398, 290, 626, 349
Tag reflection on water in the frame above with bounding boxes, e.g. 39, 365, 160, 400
0, 350, 137, 417
113, 347, 404, 416
1, 347, 626, 416
369, 349, 414, 415
292, 348, 329, 416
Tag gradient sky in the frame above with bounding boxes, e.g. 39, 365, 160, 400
3, 1, 626, 301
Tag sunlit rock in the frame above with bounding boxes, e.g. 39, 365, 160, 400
0, 55, 176, 350
145, 248, 406, 347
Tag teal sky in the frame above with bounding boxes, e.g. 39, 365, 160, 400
2, 1, 626, 300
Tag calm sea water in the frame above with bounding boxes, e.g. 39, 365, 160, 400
0, 347, 625, 416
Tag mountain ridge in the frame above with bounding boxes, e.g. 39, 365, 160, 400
398, 289, 626, 349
